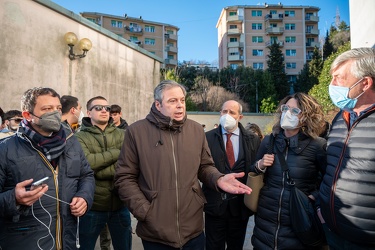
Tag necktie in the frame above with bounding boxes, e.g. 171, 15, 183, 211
226, 133, 235, 168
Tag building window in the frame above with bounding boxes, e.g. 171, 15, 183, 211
145, 25, 155, 32
253, 63, 264, 69
229, 37, 238, 42
253, 49, 263, 56
288, 75, 297, 83
129, 36, 138, 42
286, 49, 297, 56
229, 51, 239, 56
111, 20, 117, 27
285, 10, 295, 17
285, 36, 296, 43
149, 51, 156, 55
117, 21, 122, 28
252, 23, 262, 30
166, 29, 174, 34
286, 62, 297, 69
231, 64, 238, 69
111, 20, 122, 28
145, 38, 155, 45
252, 36, 264, 43
229, 11, 237, 16
117, 34, 123, 37
229, 24, 237, 29
285, 23, 296, 30
251, 10, 262, 16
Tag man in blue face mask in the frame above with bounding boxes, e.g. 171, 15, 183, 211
320, 47, 375, 249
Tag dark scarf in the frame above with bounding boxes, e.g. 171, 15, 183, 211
21, 120, 67, 162
147, 102, 186, 132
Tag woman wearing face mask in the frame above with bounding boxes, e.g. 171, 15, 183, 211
250, 92, 327, 249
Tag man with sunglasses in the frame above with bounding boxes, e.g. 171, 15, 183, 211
4, 110, 23, 133
75, 96, 132, 250
319, 47, 375, 249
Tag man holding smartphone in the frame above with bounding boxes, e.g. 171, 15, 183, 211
0, 87, 95, 250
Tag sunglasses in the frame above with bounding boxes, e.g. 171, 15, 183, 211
90, 105, 111, 112
281, 104, 301, 116
10, 118, 23, 123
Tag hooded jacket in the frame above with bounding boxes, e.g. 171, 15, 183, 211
115, 103, 223, 248
75, 117, 124, 211
320, 108, 375, 246
251, 132, 326, 249
0, 125, 95, 250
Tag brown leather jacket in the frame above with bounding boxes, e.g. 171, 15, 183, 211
115, 103, 222, 248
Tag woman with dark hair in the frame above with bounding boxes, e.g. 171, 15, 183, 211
250, 92, 327, 249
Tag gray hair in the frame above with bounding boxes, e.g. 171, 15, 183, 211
221, 100, 243, 114
21, 87, 60, 112
154, 80, 186, 103
331, 47, 375, 79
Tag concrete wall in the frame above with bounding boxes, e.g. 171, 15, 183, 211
349, 0, 375, 49
0, 0, 162, 123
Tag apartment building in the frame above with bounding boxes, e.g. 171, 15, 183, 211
81, 12, 179, 68
217, 3, 320, 83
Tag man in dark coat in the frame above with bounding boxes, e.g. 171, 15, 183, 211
204, 100, 260, 250
0, 87, 95, 250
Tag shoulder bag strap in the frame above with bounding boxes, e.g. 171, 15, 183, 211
275, 144, 294, 185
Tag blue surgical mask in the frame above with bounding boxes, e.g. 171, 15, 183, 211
329, 78, 365, 110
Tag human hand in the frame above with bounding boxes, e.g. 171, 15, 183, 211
317, 208, 325, 224
259, 154, 275, 170
70, 197, 88, 217
15, 179, 48, 206
217, 172, 252, 195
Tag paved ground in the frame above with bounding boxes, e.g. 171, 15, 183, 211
95, 215, 255, 250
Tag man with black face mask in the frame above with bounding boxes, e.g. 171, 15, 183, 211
319, 47, 375, 249
0, 87, 95, 250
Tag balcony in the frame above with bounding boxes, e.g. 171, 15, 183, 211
306, 29, 319, 36
125, 26, 143, 35
228, 55, 244, 61
306, 55, 313, 60
228, 28, 241, 35
306, 41, 320, 48
166, 45, 178, 53
227, 15, 243, 23
265, 40, 284, 47
265, 13, 284, 22
228, 42, 244, 48
266, 27, 284, 35
165, 33, 178, 41
305, 16, 319, 22
165, 58, 178, 66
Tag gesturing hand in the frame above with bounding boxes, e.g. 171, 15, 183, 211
217, 172, 252, 195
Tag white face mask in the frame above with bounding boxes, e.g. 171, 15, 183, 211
74, 110, 84, 125
220, 114, 237, 131
280, 110, 299, 130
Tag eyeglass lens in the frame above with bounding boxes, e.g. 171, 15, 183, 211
281, 104, 301, 115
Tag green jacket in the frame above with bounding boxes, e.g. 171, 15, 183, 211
76, 117, 125, 211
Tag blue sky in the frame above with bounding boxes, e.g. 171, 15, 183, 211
52, 0, 349, 64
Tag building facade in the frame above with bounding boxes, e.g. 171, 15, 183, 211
81, 12, 179, 68
217, 3, 320, 83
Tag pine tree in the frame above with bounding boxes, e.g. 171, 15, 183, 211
323, 30, 334, 60
266, 41, 289, 100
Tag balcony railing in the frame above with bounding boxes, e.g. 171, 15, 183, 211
227, 15, 244, 22
228, 55, 244, 61
305, 16, 319, 22
265, 40, 284, 47
265, 13, 284, 22
306, 29, 319, 35
165, 58, 178, 65
165, 33, 178, 41
228, 28, 241, 34
166, 46, 178, 53
266, 27, 284, 35
125, 26, 143, 34
228, 42, 244, 48
306, 41, 320, 48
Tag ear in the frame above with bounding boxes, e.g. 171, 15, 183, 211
22, 111, 32, 122
364, 76, 373, 91
155, 101, 161, 111
70, 107, 76, 114
238, 114, 244, 121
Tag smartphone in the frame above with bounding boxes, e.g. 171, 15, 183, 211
32, 177, 49, 186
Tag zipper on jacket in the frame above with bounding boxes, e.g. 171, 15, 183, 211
169, 132, 182, 247
274, 147, 288, 250
23, 135, 62, 250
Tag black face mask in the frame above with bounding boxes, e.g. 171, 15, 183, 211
31, 110, 62, 133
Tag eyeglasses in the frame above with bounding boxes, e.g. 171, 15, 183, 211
280, 104, 301, 116
89, 105, 111, 112
10, 118, 23, 123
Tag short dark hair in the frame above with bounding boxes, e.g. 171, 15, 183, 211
61, 95, 79, 114
110, 104, 122, 114
86, 96, 107, 110
21, 87, 60, 113
4, 110, 22, 120
0, 107, 4, 124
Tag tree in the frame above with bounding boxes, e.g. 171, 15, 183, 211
309, 42, 351, 113
309, 46, 323, 82
294, 64, 312, 93
323, 30, 334, 60
266, 41, 288, 100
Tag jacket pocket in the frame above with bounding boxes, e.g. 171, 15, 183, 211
65, 152, 81, 177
